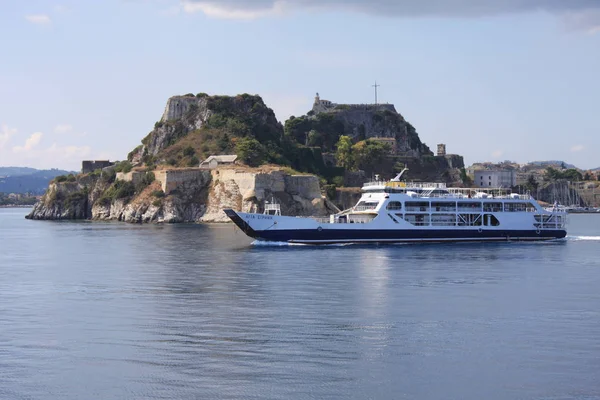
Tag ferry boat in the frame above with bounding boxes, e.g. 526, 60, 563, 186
224, 171, 567, 244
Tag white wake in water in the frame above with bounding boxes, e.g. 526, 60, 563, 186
252, 240, 297, 246
251, 240, 350, 247
567, 236, 600, 241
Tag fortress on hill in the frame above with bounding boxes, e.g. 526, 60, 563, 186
311, 93, 396, 115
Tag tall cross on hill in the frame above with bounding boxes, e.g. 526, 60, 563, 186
372, 81, 380, 106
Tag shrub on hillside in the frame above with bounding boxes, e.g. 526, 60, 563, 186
235, 137, 266, 167
183, 146, 195, 157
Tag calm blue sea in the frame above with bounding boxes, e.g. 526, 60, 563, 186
1, 208, 600, 400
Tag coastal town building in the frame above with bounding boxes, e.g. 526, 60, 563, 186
475, 169, 517, 188
200, 155, 238, 169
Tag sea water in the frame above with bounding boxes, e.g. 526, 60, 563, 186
1, 208, 599, 399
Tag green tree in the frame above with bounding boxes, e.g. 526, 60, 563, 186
545, 167, 560, 181
562, 169, 583, 181
335, 135, 354, 170
306, 130, 322, 147
235, 137, 266, 167
460, 168, 473, 186
183, 146, 195, 157
188, 155, 200, 167
525, 174, 539, 191
352, 140, 391, 171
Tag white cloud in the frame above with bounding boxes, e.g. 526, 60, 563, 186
54, 124, 73, 134
0, 124, 17, 150
182, 0, 284, 19
0, 125, 94, 169
571, 144, 585, 152
180, 0, 600, 22
563, 9, 600, 34
13, 132, 43, 153
25, 14, 51, 25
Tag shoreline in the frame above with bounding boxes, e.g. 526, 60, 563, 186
0, 205, 34, 209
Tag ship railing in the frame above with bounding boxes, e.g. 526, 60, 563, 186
362, 181, 447, 189
534, 213, 567, 229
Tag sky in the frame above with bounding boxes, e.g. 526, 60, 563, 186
0, 0, 599, 171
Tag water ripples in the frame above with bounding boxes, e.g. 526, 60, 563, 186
1, 210, 600, 399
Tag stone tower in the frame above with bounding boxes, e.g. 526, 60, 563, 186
437, 144, 447, 156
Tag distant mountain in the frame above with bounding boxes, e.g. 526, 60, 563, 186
0, 167, 40, 177
0, 167, 75, 194
591, 167, 600, 172
529, 161, 578, 170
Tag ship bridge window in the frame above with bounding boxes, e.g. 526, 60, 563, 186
405, 201, 430, 212
432, 201, 456, 212
386, 201, 402, 210
354, 201, 379, 211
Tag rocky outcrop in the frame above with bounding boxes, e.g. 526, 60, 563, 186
128, 95, 211, 163
26, 167, 336, 223
330, 107, 430, 157
26, 175, 111, 220
128, 93, 282, 165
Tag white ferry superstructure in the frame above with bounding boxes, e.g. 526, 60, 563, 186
224, 174, 567, 245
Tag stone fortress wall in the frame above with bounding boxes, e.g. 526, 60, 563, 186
312, 93, 396, 115
154, 169, 211, 193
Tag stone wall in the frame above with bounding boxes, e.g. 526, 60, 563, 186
313, 101, 396, 115
82, 160, 113, 174
333, 188, 362, 211
155, 168, 212, 194
284, 175, 321, 198
115, 171, 146, 185
201, 168, 335, 222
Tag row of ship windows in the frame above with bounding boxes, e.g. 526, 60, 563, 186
384, 201, 536, 212
389, 213, 501, 227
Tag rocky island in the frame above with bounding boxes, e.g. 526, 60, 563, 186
27, 92, 466, 223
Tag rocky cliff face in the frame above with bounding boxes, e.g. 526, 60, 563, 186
128, 93, 282, 165
27, 167, 336, 223
329, 107, 431, 157
286, 103, 432, 158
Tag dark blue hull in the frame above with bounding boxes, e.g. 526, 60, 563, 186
223, 208, 566, 244
253, 228, 566, 244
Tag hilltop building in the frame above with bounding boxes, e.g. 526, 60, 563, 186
437, 144, 447, 156
475, 169, 516, 188
82, 160, 114, 174
200, 155, 238, 169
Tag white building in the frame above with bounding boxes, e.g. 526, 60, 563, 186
200, 155, 238, 169
474, 169, 516, 188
